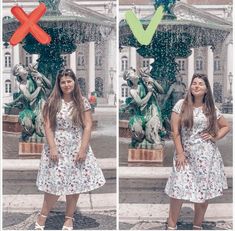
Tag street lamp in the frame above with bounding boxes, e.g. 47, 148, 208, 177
228, 72, 233, 102
109, 67, 115, 94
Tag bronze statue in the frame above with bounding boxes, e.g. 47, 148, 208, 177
122, 68, 165, 148
5, 64, 52, 142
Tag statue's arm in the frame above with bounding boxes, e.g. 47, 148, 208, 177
130, 89, 152, 107
19, 84, 42, 102
4, 94, 24, 107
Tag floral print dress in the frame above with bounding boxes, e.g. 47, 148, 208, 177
165, 99, 228, 203
36, 97, 106, 196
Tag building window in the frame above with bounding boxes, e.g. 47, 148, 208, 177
5, 80, 12, 93
78, 53, 85, 67
61, 55, 68, 67
121, 83, 129, 97
178, 59, 185, 71
196, 57, 203, 71
25, 53, 32, 67
78, 78, 86, 96
121, 56, 128, 71
5, 52, 11, 68
95, 77, 104, 97
95, 53, 102, 66
214, 56, 221, 72
142, 59, 150, 69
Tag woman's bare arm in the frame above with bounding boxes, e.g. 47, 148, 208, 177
75, 110, 93, 162
44, 116, 58, 161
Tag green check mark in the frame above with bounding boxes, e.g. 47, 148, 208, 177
125, 6, 164, 45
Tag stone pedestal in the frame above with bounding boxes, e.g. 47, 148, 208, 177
119, 120, 131, 138
128, 147, 165, 163
19, 142, 44, 158
3, 114, 22, 133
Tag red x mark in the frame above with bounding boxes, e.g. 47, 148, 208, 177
10, 3, 51, 46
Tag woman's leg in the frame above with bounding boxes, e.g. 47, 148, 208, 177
193, 201, 209, 229
167, 197, 183, 228
36, 192, 60, 226
63, 194, 80, 227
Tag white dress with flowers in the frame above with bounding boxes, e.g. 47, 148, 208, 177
36, 97, 106, 196
165, 99, 227, 203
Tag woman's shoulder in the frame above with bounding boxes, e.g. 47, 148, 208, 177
82, 97, 91, 111
172, 99, 184, 114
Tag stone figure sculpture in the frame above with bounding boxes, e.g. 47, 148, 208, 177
163, 72, 186, 107
122, 68, 165, 148
5, 64, 52, 142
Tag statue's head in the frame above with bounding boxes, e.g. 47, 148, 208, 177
123, 68, 139, 86
12, 64, 28, 82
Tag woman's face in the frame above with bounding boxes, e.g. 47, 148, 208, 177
190, 77, 207, 98
59, 75, 75, 96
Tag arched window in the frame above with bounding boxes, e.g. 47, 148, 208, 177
142, 59, 150, 69
121, 56, 128, 71
78, 52, 85, 67
121, 83, 129, 98
95, 52, 102, 66
177, 59, 185, 71
5, 80, 12, 93
3, 16, 11, 21
95, 77, 104, 97
214, 56, 221, 72
5, 52, 11, 68
78, 78, 86, 96
25, 53, 32, 67
196, 56, 203, 71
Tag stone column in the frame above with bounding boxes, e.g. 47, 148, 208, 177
13, 44, 20, 65
12, 45, 20, 92
207, 46, 214, 93
88, 42, 95, 96
32, 54, 39, 64
70, 51, 77, 73
187, 48, 194, 87
130, 47, 137, 69
105, 31, 116, 105
226, 40, 233, 93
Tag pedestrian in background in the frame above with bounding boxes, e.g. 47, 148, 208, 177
165, 73, 230, 230
89, 91, 97, 113
35, 68, 105, 230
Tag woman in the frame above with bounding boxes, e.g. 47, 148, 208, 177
165, 73, 230, 230
35, 68, 106, 230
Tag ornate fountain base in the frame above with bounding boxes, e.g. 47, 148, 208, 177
128, 146, 165, 163
19, 142, 44, 158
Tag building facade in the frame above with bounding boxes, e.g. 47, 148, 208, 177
2, 0, 116, 106
119, 0, 233, 105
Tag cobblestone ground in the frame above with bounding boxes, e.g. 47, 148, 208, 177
119, 220, 233, 230
3, 210, 116, 230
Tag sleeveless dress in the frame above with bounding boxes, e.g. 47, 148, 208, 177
165, 99, 228, 203
36, 97, 106, 195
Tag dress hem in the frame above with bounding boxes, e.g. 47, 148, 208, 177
165, 188, 227, 203
37, 181, 106, 196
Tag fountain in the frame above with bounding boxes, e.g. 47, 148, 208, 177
120, 0, 231, 122
119, 0, 231, 163
3, 0, 115, 156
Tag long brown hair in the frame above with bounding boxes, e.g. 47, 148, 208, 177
180, 73, 218, 136
43, 68, 85, 130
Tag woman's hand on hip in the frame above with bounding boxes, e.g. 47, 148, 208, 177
200, 132, 216, 143
75, 151, 87, 163
49, 146, 59, 162
175, 152, 188, 171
